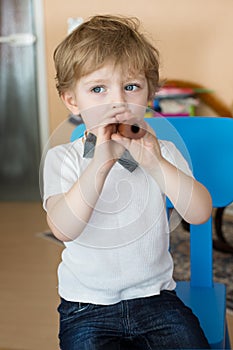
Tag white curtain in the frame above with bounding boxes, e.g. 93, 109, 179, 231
0, 0, 40, 199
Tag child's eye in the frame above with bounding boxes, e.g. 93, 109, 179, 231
91, 86, 105, 93
125, 84, 139, 91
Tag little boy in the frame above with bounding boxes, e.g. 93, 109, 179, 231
43, 15, 212, 349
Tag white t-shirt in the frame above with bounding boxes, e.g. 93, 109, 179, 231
43, 137, 192, 305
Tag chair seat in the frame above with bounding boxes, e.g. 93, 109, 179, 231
176, 282, 226, 349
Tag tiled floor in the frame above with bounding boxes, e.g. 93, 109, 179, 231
0, 202, 232, 349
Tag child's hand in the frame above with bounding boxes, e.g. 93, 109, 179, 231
91, 105, 130, 169
111, 123, 163, 171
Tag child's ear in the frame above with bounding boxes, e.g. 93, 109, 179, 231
61, 91, 80, 115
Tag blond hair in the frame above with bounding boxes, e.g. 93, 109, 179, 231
54, 15, 160, 99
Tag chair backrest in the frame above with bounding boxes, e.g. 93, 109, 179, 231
146, 116, 233, 287
71, 123, 86, 141
146, 117, 233, 208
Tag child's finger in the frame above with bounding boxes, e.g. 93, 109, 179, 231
143, 123, 156, 138
111, 132, 129, 145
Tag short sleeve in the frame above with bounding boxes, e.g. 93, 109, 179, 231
159, 140, 193, 178
42, 143, 80, 210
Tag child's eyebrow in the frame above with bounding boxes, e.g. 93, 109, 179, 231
82, 75, 146, 86
126, 77, 146, 82
83, 79, 108, 86
125, 74, 147, 81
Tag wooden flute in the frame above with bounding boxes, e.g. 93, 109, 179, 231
117, 122, 146, 139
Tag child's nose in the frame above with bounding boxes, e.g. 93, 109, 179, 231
111, 89, 126, 106
112, 102, 127, 109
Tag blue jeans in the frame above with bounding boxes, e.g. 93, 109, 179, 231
58, 290, 210, 349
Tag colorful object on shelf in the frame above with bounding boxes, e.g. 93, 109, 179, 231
156, 87, 195, 99
149, 86, 199, 117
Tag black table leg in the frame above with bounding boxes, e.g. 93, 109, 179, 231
213, 207, 233, 254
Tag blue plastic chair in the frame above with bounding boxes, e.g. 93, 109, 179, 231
71, 122, 86, 141
71, 116, 232, 349
146, 116, 233, 349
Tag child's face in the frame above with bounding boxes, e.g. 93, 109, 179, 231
63, 62, 149, 131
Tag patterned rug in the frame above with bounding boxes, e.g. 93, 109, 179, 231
170, 216, 233, 311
